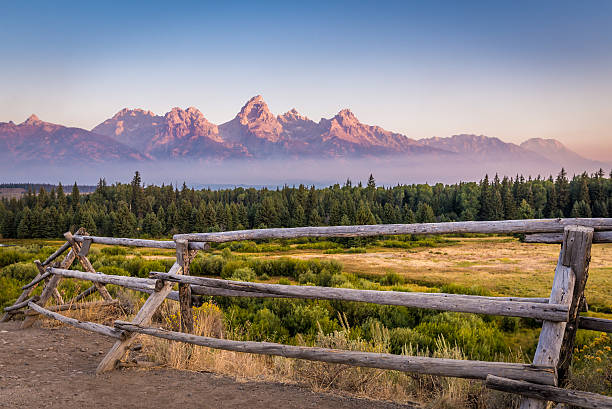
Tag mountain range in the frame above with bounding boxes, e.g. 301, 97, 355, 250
0, 95, 605, 170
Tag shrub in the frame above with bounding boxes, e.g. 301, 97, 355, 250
389, 327, 431, 354
2, 262, 38, 281
101, 246, 127, 256
380, 272, 404, 286
0, 250, 28, 268
230, 267, 256, 282
0, 276, 22, 309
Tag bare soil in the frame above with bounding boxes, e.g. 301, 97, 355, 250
0, 321, 413, 409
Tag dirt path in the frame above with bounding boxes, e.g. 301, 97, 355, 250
0, 322, 413, 409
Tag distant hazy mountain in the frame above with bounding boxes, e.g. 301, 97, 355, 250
1, 95, 605, 172
0, 115, 144, 163
520, 138, 594, 165
420, 134, 542, 160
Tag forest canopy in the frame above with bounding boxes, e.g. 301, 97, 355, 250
1, 168, 611, 239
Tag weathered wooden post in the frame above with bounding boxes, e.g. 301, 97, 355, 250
96, 260, 184, 373
176, 239, 193, 333
64, 231, 113, 301
520, 225, 593, 409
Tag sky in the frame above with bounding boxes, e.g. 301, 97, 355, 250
1, 0, 611, 160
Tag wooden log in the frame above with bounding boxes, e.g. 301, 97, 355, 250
150, 272, 569, 322
64, 232, 113, 302
173, 218, 612, 243
557, 226, 594, 385
487, 375, 612, 409
27, 302, 124, 339
72, 235, 210, 250
3, 296, 40, 312
21, 271, 51, 290
34, 259, 65, 304
176, 239, 194, 333
96, 262, 184, 374
22, 299, 120, 316
113, 320, 557, 385
21, 230, 82, 329
41, 241, 71, 266
524, 231, 612, 244
78, 238, 92, 257
578, 317, 612, 333
73, 285, 98, 302
520, 226, 593, 409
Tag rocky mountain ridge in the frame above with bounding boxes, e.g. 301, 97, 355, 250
0, 95, 603, 168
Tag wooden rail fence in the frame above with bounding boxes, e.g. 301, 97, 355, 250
3, 218, 612, 408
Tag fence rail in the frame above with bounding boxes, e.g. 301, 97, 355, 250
3, 218, 612, 409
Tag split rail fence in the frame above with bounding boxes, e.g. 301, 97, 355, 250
3, 218, 612, 409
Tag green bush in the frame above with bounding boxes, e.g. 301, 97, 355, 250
413, 312, 506, 360
2, 262, 39, 281
389, 327, 432, 354
0, 250, 29, 268
0, 276, 23, 309
380, 272, 404, 286
101, 246, 127, 256
230, 267, 256, 282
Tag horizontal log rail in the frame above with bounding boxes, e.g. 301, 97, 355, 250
3, 295, 40, 312
47, 267, 609, 333
525, 231, 612, 244
150, 272, 569, 322
20, 299, 120, 316
114, 320, 557, 385
174, 218, 612, 243
72, 235, 209, 250
577, 316, 612, 333
27, 302, 124, 340
486, 375, 612, 409
48, 267, 567, 321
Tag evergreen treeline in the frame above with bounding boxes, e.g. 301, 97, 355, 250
1, 169, 611, 239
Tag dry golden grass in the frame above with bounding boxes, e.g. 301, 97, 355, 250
276, 237, 612, 309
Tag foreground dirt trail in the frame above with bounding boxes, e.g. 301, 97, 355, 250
0, 322, 411, 409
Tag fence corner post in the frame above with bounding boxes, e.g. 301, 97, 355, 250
519, 225, 593, 409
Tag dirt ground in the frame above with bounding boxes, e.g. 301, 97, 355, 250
0, 321, 413, 409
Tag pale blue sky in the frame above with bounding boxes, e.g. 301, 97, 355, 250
1, 0, 611, 159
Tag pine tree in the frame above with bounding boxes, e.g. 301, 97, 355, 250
56, 182, 67, 209
142, 212, 163, 237
70, 183, 80, 211
114, 201, 137, 237
556, 168, 570, 216
355, 201, 376, 225
79, 209, 97, 234
416, 202, 435, 223
517, 199, 534, 219
17, 207, 33, 238
570, 201, 592, 218
292, 203, 305, 227
131, 171, 146, 218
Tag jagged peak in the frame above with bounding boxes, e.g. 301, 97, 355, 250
22, 114, 42, 125
333, 108, 359, 124
164, 106, 215, 129
278, 108, 310, 122
112, 108, 157, 119
237, 95, 276, 124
